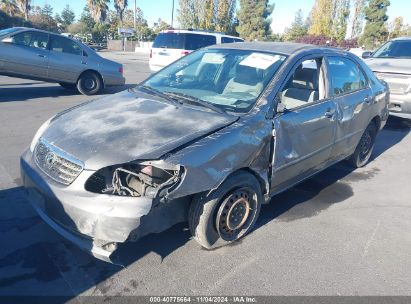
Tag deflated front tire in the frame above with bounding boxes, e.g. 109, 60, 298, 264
188, 171, 262, 249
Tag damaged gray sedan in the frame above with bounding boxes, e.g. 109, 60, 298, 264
21, 42, 389, 262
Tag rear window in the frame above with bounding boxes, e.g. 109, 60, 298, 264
153, 33, 217, 50
221, 37, 243, 43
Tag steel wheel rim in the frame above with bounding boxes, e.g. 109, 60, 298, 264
216, 188, 257, 241
359, 130, 372, 160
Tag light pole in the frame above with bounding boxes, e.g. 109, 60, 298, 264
134, 0, 137, 29
171, 0, 175, 28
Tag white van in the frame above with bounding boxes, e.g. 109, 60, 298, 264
149, 29, 243, 72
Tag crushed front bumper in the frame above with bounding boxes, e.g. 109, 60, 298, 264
20, 149, 153, 262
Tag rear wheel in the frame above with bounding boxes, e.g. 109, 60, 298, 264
188, 171, 262, 249
348, 122, 377, 168
77, 71, 102, 95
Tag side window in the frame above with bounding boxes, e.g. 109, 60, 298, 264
221, 37, 234, 43
12, 31, 48, 49
280, 58, 326, 110
185, 34, 217, 50
328, 56, 368, 96
50, 36, 82, 56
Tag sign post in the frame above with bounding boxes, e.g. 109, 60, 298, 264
118, 28, 136, 51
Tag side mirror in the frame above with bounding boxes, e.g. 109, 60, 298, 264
1, 37, 13, 44
362, 51, 372, 59
266, 93, 284, 119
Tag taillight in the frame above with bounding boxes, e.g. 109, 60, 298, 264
150, 49, 152, 58
119, 66, 123, 74
181, 50, 190, 56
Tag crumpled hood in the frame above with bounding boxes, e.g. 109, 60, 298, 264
365, 58, 411, 74
41, 89, 237, 170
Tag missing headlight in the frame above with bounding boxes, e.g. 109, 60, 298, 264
85, 163, 182, 198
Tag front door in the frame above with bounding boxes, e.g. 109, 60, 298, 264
270, 57, 337, 192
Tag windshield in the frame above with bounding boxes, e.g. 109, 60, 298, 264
0, 28, 19, 37
373, 40, 411, 58
143, 49, 287, 113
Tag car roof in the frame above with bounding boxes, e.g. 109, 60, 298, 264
391, 36, 411, 41
207, 41, 328, 55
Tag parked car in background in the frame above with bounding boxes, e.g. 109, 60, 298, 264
21, 42, 388, 262
363, 37, 411, 119
0, 27, 125, 95
149, 29, 244, 72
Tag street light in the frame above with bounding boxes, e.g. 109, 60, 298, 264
171, 0, 175, 28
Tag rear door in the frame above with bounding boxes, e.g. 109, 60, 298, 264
327, 56, 374, 158
271, 56, 337, 191
48, 35, 86, 83
3, 31, 49, 78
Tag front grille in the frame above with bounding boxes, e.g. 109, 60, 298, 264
374, 72, 410, 95
34, 138, 84, 185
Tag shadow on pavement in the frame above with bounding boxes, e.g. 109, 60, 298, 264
0, 117, 409, 297
0, 84, 135, 102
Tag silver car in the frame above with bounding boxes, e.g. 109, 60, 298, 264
21, 42, 389, 262
363, 37, 411, 119
0, 27, 125, 95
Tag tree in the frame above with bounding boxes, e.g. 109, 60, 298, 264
153, 18, 170, 34
28, 4, 58, 32
331, 0, 350, 42
350, 0, 365, 38
114, 0, 128, 26
177, 0, 199, 29
359, 0, 390, 48
387, 16, 404, 39
15, 0, 30, 20
0, 9, 32, 28
283, 9, 308, 41
200, 0, 215, 30
237, 0, 274, 41
308, 0, 333, 37
87, 0, 110, 23
61, 5, 75, 28
1, 0, 19, 16
216, 0, 236, 33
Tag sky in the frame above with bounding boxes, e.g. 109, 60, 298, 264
32, 0, 411, 34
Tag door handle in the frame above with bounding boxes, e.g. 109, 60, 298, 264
364, 96, 373, 104
324, 108, 335, 118
37, 54, 46, 58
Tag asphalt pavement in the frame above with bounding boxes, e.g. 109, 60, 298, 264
1, 51, 411, 298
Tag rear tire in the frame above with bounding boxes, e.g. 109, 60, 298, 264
188, 171, 262, 249
348, 122, 377, 168
77, 71, 102, 95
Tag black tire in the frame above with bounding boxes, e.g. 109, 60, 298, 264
188, 171, 262, 249
76, 71, 102, 95
59, 82, 76, 90
348, 122, 378, 168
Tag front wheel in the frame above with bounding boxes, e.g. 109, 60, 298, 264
77, 71, 102, 95
348, 122, 377, 168
188, 171, 262, 249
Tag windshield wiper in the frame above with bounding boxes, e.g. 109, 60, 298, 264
138, 85, 182, 106
162, 91, 226, 114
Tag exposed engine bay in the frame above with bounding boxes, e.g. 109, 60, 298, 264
85, 163, 182, 199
